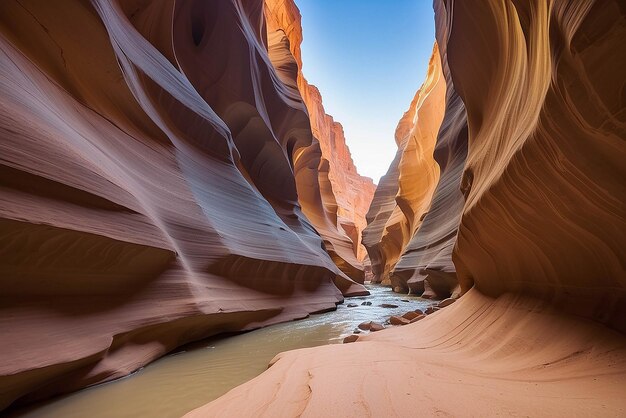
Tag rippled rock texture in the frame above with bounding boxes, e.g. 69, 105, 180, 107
187, 0, 626, 416
362, 45, 445, 285
265, 0, 376, 282
0, 0, 370, 409
449, 0, 626, 330
388, 1, 469, 299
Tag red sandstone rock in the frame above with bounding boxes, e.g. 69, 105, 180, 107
343, 335, 359, 344
425, 307, 440, 315
369, 322, 385, 332
402, 311, 420, 321
389, 316, 410, 326
409, 314, 426, 323
357, 321, 372, 331
265, 0, 376, 282
438, 298, 456, 308
0, 0, 370, 409
362, 44, 446, 285
185, 1, 626, 416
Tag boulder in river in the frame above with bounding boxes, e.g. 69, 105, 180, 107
358, 321, 372, 331
361, 301, 372, 306
390, 316, 410, 326
425, 306, 440, 315
380, 303, 399, 308
343, 335, 359, 344
369, 322, 385, 332
438, 298, 456, 308
402, 311, 420, 320
409, 314, 426, 323
347, 303, 359, 308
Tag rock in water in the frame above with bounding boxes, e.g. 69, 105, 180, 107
389, 316, 411, 326
357, 321, 372, 331
343, 335, 359, 344
369, 322, 385, 332
402, 311, 421, 320
438, 298, 456, 308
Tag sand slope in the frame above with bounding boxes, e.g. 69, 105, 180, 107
186, 289, 626, 417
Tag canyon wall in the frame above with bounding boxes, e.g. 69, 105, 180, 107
187, 0, 626, 416
448, 0, 626, 329
265, 0, 376, 281
362, 45, 445, 285
388, 0, 469, 299
0, 0, 369, 410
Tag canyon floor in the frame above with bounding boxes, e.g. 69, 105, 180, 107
187, 290, 626, 417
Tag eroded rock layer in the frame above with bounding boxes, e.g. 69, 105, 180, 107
389, 1, 468, 299
0, 0, 368, 409
186, 0, 626, 416
449, 0, 626, 330
362, 45, 445, 284
265, 0, 376, 281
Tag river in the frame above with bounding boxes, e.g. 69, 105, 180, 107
9, 285, 434, 418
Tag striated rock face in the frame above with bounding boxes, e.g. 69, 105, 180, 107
448, 0, 626, 330
0, 0, 368, 410
362, 45, 445, 284
389, 1, 468, 299
264, 0, 376, 282
186, 0, 626, 416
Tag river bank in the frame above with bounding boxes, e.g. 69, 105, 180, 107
8, 285, 435, 418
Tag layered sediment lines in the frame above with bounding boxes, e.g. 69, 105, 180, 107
187, 0, 626, 416
265, 0, 376, 281
0, 0, 368, 409
362, 45, 445, 285
389, 0, 469, 299
449, 0, 626, 330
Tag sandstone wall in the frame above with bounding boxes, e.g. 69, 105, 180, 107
0, 0, 367, 409
265, 0, 376, 281
362, 45, 445, 284
185, 1, 626, 415
447, 0, 626, 329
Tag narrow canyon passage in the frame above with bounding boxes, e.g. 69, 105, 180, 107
1, 0, 625, 417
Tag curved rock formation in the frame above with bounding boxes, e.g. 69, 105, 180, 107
265, 0, 376, 282
449, 0, 626, 331
362, 45, 445, 284
186, 0, 626, 416
0, 0, 368, 410
389, 0, 469, 299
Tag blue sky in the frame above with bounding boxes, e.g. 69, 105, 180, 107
294, 0, 436, 183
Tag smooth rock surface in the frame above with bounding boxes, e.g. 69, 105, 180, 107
0, 0, 370, 409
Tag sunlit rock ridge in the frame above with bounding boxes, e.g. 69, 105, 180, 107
0, 0, 372, 409
187, 0, 626, 416
265, 0, 376, 281
362, 44, 445, 291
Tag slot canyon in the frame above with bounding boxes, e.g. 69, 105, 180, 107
1, 0, 625, 417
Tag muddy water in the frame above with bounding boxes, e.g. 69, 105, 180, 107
10, 285, 434, 418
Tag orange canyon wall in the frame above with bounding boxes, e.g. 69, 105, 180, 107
186, 0, 626, 415
362, 45, 445, 287
265, 0, 376, 281
0, 0, 371, 410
